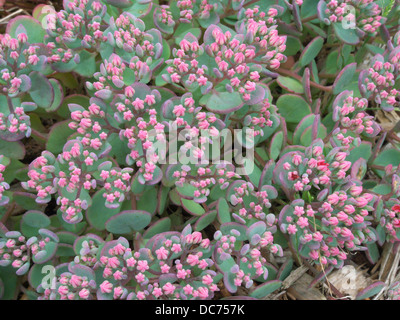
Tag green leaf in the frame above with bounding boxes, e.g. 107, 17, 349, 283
373, 149, 400, 178
2, 159, 24, 183
0, 266, 18, 299
6, 16, 45, 44
293, 114, 315, 144
203, 91, 243, 114
29, 72, 54, 109
366, 243, 380, 264
0, 140, 25, 159
371, 184, 391, 195
356, 282, 385, 300
47, 79, 64, 112
284, 36, 302, 56
57, 95, 90, 119
299, 36, 324, 67
86, 191, 121, 231
143, 218, 171, 239
105, 0, 133, 8
250, 280, 282, 299
277, 76, 304, 94
333, 23, 360, 45
137, 188, 158, 215
28, 263, 54, 290
276, 94, 311, 124
46, 121, 74, 155
299, 122, 327, 146
195, 210, 217, 231
176, 183, 197, 199
32, 241, 58, 264
347, 142, 372, 164
175, 28, 201, 45
21, 211, 50, 238
74, 51, 97, 77
217, 198, 231, 224
181, 199, 205, 216
246, 221, 267, 241
332, 63, 357, 94
105, 210, 152, 234
269, 131, 284, 160
220, 223, 248, 241
278, 258, 293, 280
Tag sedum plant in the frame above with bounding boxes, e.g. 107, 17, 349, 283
0, 0, 399, 301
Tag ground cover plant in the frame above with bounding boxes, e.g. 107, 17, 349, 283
0, 0, 399, 300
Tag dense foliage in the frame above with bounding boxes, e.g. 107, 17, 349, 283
0, 0, 399, 300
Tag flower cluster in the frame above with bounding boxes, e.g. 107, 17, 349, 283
387, 281, 400, 300
276, 141, 352, 194
214, 224, 279, 290
320, 0, 384, 34
379, 201, 400, 243
332, 91, 376, 136
73, 236, 103, 267
241, 6, 280, 27
0, 229, 59, 276
44, 0, 106, 60
22, 145, 99, 223
0, 232, 30, 273
280, 186, 376, 268
40, 265, 97, 300
93, 230, 219, 300
359, 48, 400, 111
205, 25, 286, 100
99, 166, 133, 208
0, 33, 36, 95
0, 155, 9, 206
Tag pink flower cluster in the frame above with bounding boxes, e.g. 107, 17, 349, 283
174, 163, 239, 202
0, 33, 37, 95
99, 166, 133, 208
44, 0, 105, 59
0, 230, 54, 274
322, 0, 383, 34
380, 203, 400, 243
245, 98, 275, 136
22, 144, 98, 223
387, 281, 400, 300
361, 52, 400, 110
176, 0, 194, 21
242, 6, 280, 27
215, 225, 280, 290
206, 25, 286, 100
281, 186, 376, 267
333, 93, 376, 135
0, 232, 29, 271
94, 232, 218, 300
112, 13, 157, 58
282, 145, 351, 192
74, 239, 100, 267
23, 152, 58, 204
0, 155, 9, 205
165, 37, 206, 87
230, 182, 277, 225
41, 270, 97, 300
156, 6, 175, 28
0, 104, 31, 140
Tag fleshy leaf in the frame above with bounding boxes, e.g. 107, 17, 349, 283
105, 210, 152, 234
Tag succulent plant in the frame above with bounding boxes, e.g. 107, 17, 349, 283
0, 0, 399, 301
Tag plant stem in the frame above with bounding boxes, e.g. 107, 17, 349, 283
276, 67, 333, 92
30, 128, 48, 142
301, 14, 318, 23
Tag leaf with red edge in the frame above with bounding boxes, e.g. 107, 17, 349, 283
356, 282, 385, 300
